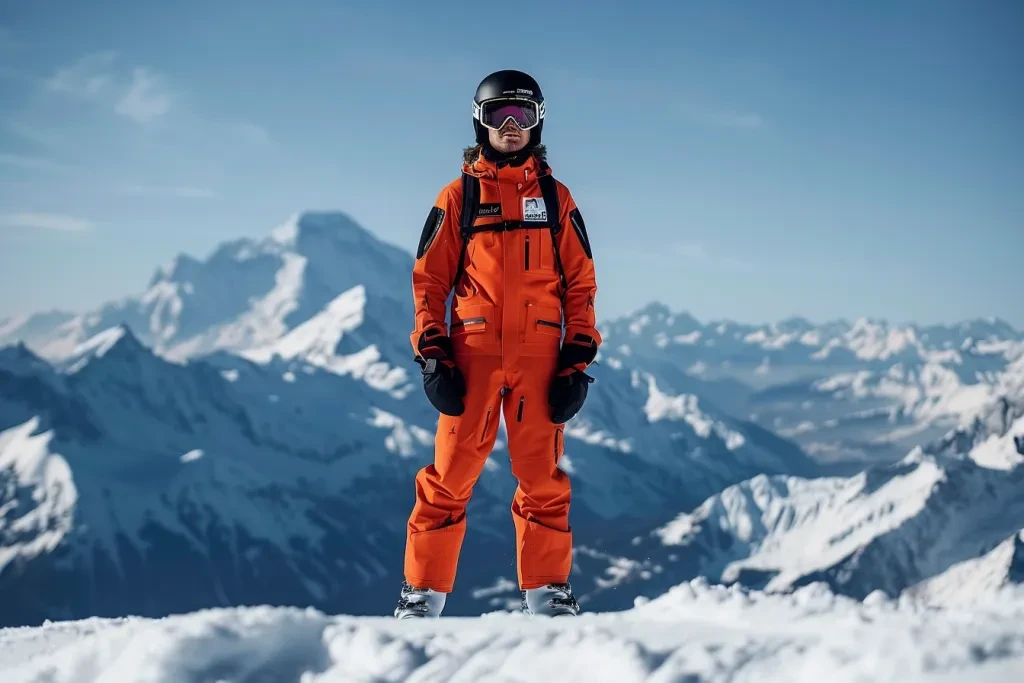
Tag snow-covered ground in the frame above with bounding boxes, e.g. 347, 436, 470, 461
2, 581, 1023, 683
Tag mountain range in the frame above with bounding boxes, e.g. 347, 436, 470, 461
1, 211, 1021, 626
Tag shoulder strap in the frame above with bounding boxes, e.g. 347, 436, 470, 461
452, 172, 479, 296
538, 173, 567, 292
538, 173, 560, 233
460, 172, 480, 237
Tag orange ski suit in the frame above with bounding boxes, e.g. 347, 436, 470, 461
405, 149, 601, 592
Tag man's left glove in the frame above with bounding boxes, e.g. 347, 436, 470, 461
415, 327, 466, 417
548, 333, 598, 424
548, 369, 595, 424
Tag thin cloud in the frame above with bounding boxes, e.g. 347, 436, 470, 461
46, 53, 171, 123
674, 242, 753, 272
47, 51, 118, 96
0, 153, 76, 173
115, 68, 171, 123
0, 212, 93, 233
235, 122, 272, 146
676, 243, 711, 261
120, 184, 214, 198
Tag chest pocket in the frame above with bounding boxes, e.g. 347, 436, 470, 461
524, 227, 557, 273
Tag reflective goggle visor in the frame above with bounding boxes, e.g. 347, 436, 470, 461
476, 98, 542, 131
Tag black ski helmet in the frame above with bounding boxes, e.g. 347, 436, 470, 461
472, 69, 545, 149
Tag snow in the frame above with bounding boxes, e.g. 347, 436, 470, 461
744, 329, 768, 344
61, 326, 127, 373
628, 314, 651, 336
686, 360, 708, 377
799, 330, 821, 346
643, 379, 746, 450
907, 530, 1024, 608
3, 581, 1024, 682
211, 252, 307, 351
139, 280, 183, 342
0, 313, 28, 338
674, 330, 701, 344
270, 212, 301, 244
968, 414, 1024, 470
243, 286, 408, 394
846, 319, 918, 360
180, 449, 203, 463
0, 418, 78, 574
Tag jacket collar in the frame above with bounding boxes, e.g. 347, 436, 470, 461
462, 144, 550, 180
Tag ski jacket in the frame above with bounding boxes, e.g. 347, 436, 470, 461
411, 147, 601, 365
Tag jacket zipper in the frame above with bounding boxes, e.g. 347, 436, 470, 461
516, 396, 525, 422
537, 319, 562, 330
525, 233, 530, 270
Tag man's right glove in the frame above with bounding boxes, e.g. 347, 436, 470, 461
415, 327, 466, 417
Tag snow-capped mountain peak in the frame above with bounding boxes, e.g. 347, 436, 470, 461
1, 212, 416, 367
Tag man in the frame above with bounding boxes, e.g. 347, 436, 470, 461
395, 69, 601, 619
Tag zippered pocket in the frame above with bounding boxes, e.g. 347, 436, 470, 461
451, 316, 486, 331
525, 233, 531, 271
481, 408, 492, 443
516, 396, 525, 423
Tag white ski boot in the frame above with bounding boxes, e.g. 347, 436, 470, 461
394, 582, 447, 619
522, 582, 580, 617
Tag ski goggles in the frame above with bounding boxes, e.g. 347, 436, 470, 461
473, 97, 545, 131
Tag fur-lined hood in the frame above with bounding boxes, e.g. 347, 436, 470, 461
462, 143, 547, 166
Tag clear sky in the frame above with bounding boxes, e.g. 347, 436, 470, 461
1, 0, 1021, 327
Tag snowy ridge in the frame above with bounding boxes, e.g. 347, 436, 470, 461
907, 530, 1024, 608
3, 580, 1024, 682
627, 395, 1024, 602
597, 303, 1024, 469
0, 418, 77, 573
241, 285, 409, 394
0, 212, 415, 366
0, 324, 820, 626
603, 304, 1022, 364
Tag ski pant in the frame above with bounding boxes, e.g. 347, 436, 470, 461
404, 351, 570, 592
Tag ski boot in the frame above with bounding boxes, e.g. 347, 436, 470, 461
394, 581, 447, 619
521, 582, 580, 617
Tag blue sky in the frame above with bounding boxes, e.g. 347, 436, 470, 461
1, 0, 1021, 327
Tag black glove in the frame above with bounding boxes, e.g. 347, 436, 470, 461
548, 369, 594, 424
418, 357, 467, 416
414, 329, 466, 416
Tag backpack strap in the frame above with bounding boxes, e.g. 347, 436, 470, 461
538, 173, 568, 294
459, 172, 480, 236
452, 172, 480, 294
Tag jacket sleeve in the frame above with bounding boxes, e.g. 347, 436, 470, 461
410, 183, 463, 358
554, 186, 602, 373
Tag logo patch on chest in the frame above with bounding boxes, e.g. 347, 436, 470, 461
477, 203, 502, 217
523, 197, 547, 222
